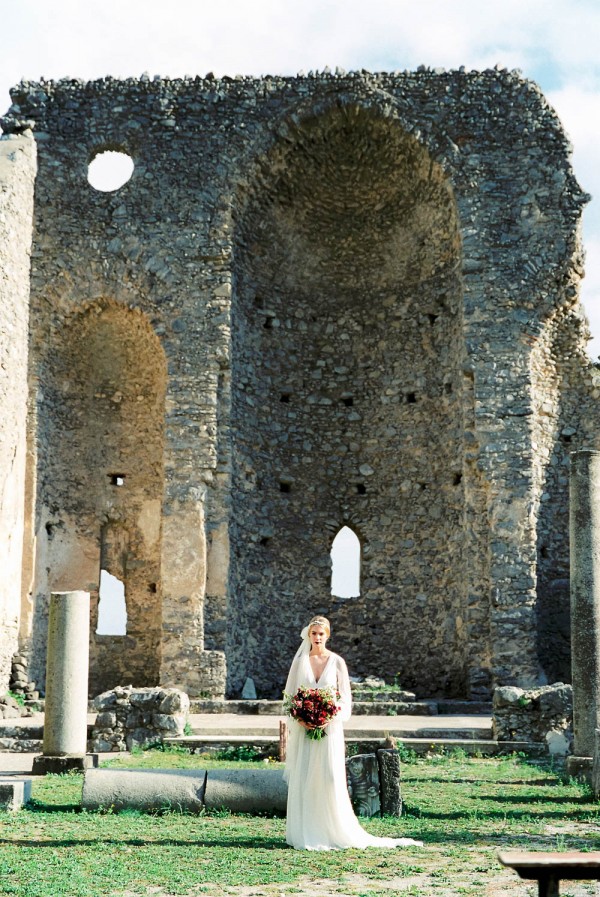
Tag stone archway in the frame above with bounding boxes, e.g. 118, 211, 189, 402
30, 300, 167, 695
229, 100, 465, 698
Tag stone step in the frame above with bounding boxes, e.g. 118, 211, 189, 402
351, 689, 417, 702
189, 700, 283, 715
0, 737, 43, 753
185, 723, 493, 739
165, 734, 541, 758
436, 699, 493, 714
189, 698, 438, 715
352, 701, 437, 715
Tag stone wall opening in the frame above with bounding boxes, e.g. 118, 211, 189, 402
30, 301, 167, 695
97, 569, 127, 636
331, 526, 361, 599
87, 149, 134, 192
229, 100, 465, 698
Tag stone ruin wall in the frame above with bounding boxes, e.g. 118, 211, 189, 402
0, 131, 36, 689
229, 105, 467, 696
0, 68, 596, 700
531, 304, 600, 684
32, 302, 168, 695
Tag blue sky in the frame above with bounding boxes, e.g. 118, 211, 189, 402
1, 0, 599, 353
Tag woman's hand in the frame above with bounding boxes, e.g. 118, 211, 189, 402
297, 719, 329, 732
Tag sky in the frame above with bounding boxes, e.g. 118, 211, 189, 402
1, 0, 599, 354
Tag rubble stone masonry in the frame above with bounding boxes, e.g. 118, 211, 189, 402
0, 68, 595, 699
0, 131, 36, 689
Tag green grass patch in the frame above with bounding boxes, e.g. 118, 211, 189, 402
1, 753, 599, 897
100, 744, 274, 770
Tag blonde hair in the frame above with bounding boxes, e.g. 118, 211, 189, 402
308, 615, 330, 637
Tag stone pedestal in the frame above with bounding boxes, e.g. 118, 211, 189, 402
568, 451, 600, 783
592, 729, 600, 799
32, 590, 91, 775
378, 749, 402, 816
0, 780, 32, 811
346, 753, 381, 817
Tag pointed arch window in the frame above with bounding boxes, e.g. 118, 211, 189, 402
330, 526, 361, 598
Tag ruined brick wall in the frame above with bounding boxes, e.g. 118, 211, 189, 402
0, 68, 592, 699
0, 132, 36, 689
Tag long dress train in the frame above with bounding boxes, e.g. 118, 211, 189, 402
284, 650, 423, 851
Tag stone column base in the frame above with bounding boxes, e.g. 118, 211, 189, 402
566, 755, 592, 784
32, 754, 99, 775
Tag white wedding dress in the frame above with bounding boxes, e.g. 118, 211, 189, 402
284, 648, 423, 851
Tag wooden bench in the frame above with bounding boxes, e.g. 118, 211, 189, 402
499, 851, 600, 897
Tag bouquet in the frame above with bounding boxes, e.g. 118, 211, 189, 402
283, 685, 341, 740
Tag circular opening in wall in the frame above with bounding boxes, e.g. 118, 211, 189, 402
88, 150, 134, 192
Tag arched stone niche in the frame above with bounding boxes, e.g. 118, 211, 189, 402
30, 300, 167, 694
229, 99, 466, 697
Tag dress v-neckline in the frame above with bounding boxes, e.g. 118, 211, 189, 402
309, 652, 332, 685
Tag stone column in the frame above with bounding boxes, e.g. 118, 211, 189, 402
32, 591, 95, 774
568, 450, 600, 780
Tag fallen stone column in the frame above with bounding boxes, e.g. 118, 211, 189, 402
82, 767, 287, 814
82, 768, 208, 812
203, 768, 287, 813
32, 590, 93, 775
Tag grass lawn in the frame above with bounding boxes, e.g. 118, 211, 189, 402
1, 749, 599, 897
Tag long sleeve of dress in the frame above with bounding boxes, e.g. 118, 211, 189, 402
284, 655, 302, 698
335, 655, 352, 722
283, 654, 303, 782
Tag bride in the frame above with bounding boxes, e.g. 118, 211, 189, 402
283, 614, 423, 851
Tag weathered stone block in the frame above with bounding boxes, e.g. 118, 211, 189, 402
493, 683, 572, 752
346, 753, 380, 817
152, 713, 185, 733
93, 691, 118, 710
0, 780, 31, 810
129, 689, 160, 708
126, 727, 160, 751
95, 711, 117, 728
377, 749, 402, 816
158, 691, 189, 714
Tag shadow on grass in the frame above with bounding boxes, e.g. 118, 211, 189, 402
2, 830, 598, 850
405, 777, 565, 787
26, 802, 82, 813
26, 800, 287, 818
0, 836, 292, 849
480, 793, 594, 805
402, 803, 597, 822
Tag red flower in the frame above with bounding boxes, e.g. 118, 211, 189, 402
283, 686, 341, 741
